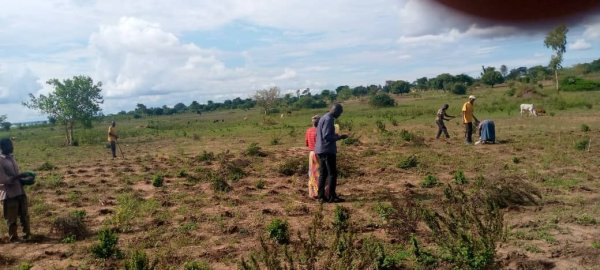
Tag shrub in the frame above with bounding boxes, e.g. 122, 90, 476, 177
277, 156, 308, 176
399, 129, 413, 142
505, 87, 516, 96
255, 179, 266, 189
211, 176, 231, 193
453, 170, 467, 185
512, 157, 520, 164
560, 76, 600, 92
152, 174, 164, 187
37, 161, 57, 171
374, 202, 396, 221
386, 195, 420, 242
575, 139, 590, 151
451, 83, 467, 95
397, 155, 418, 169
183, 260, 213, 270
195, 151, 215, 162
16, 262, 33, 270
124, 250, 156, 270
581, 124, 590, 132
91, 228, 122, 259
267, 218, 290, 244
421, 175, 439, 188
52, 211, 88, 241
342, 134, 360, 145
375, 120, 386, 133
245, 143, 267, 157
177, 170, 188, 178
369, 93, 396, 107
332, 206, 350, 233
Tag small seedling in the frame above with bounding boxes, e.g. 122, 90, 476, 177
421, 175, 439, 188
152, 174, 164, 187
453, 170, 467, 185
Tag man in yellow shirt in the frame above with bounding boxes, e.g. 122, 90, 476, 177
461, 95, 479, 144
108, 121, 118, 159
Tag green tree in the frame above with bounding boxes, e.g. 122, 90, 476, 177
135, 103, 148, 115
254, 87, 280, 114
544, 25, 568, 92
369, 92, 396, 107
385, 80, 411, 95
414, 77, 429, 90
23, 75, 103, 146
480, 67, 504, 88
0, 115, 10, 131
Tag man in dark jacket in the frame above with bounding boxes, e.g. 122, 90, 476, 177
0, 138, 31, 242
315, 104, 348, 203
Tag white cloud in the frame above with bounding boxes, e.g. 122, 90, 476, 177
570, 39, 592, 51
583, 22, 600, 40
0, 65, 42, 104
274, 68, 297, 80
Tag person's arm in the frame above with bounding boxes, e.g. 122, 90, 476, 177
444, 112, 455, 120
305, 130, 310, 147
0, 166, 22, 185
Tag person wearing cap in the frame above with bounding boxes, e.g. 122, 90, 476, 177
0, 138, 32, 242
435, 104, 455, 139
462, 96, 480, 144
315, 103, 349, 203
305, 115, 321, 198
108, 121, 118, 159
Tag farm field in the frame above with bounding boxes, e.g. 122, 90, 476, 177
1, 84, 599, 270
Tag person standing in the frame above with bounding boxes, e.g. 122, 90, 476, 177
0, 138, 31, 242
461, 96, 480, 144
435, 104, 455, 139
108, 121, 118, 159
315, 104, 348, 203
305, 115, 320, 199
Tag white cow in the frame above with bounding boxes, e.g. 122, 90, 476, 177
520, 104, 537, 116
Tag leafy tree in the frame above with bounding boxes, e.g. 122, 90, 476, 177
431, 73, 455, 90
454, 74, 475, 86
451, 83, 467, 95
173, 102, 187, 113
254, 87, 281, 114
367, 84, 382, 95
135, 103, 148, 115
414, 77, 429, 90
351, 86, 369, 96
500, 65, 508, 78
385, 80, 411, 95
23, 75, 103, 146
480, 67, 504, 88
544, 25, 569, 92
188, 101, 201, 113
0, 115, 10, 131
320, 89, 336, 103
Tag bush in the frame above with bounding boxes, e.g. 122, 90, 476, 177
397, 155, 418, 169
505, 87, 516, 97
37, 161, 57, 171
451, 83, 467, 95
453, 170, 467, 185
245, 143, 267, 157
386, 195, 420, 242
211, 176, 231, 193
277, 156, 308, 176
255, 179, 266, 189
195, 151, 215, 162
333, 206, 350, 233
399, 129, 413, 141
267, 218, 290, 245
581, 124, 590, 132
52, 211, 88, 241
124, 250, 156, 270
91, 228, 122, 259
575, 139, 590, 151
421, 175, 439, 188
152, 174, 164, 187
560, 76, 600, 92
183, 260, 213, 270
369, 93, 396, 108
16, 262, 33, 270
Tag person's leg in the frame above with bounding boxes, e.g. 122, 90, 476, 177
440, 121, 450, 138
18, 195, 31, 239
317, 154, 329, 200
466, 123, 473, 143
110, 141, 116, 158
327, 154, 339, 200
435, 120, 443, 139
3, 197, 19, 241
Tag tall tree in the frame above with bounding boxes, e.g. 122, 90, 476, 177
0, 115, 10, 131
23, 75, 103, 145
544, 25, 568, 92
480, 66, 504, 88
254, 87, 281, 114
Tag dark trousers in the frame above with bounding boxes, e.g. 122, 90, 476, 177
317, 153, 337, 200
3, 194, 30, 241
464, 122, 473, 143
110, 141, 116, 158
436, 120, 449, 139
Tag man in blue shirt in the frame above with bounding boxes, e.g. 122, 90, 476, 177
315, 103, 348, 203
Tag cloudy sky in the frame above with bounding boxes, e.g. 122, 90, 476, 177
1, 0, 599, 123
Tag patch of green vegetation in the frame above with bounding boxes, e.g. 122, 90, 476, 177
523, 244, 542, 253
152, 174, 164, 187
397, 155, 418, 169
592, 241, 600, 249
580, 124, 590, 132
373, 202, 396, 221
420, 175, 439, 188
183, 260, 213, 270
124, 250, 156, 270
211, 176, 231, 193
255, 179, 266, 189
277, 156, 308, 176
332, 206, 350, 233
91, 228, 123, 259
575, 213, 598, 226
542, 178, 581, 189
245, 142, 266, 157
36, 161, 57, 171
266, 218, 290, 245
453, 170, 467, 185
16, 262, 33, 270
575, 138, 590, 151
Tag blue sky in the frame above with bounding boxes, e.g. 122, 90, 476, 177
1, 0, 599, 123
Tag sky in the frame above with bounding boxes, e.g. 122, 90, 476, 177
1, 0, 599, 123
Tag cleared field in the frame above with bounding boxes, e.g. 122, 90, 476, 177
0, 85, 599, 269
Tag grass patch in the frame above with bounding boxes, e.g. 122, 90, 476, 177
277, 156, 308, 176
452, 170, 467, 185
420, 175, 439, 188
266, 218, 290, 245
397, 155, 418, 169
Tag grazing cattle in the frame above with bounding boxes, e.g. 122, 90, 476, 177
520, 104, 537, 116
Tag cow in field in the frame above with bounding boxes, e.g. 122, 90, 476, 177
520, 104, 537, 116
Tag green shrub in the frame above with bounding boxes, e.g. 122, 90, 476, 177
124, 250, 156, 270
342, 134, 360, 145
512, 157, 520, 164
211, 176, 231, 193
177, 169, 188, 178
453, 170, 467, 185
560, 76, 600, 92
373, 202, 396, 221
575, 139, 589, 151
183, 260, 213, 270
255, 179, 266, 189
16, 262, 33, 270
581, 124, 590, 132
91, 228, 122, 259
505, 87, 516, 96
421, 175, 439, 188
36, 161, 57, 171
333, 206, 350, 233
593, 241, 600, 249
267, 218, 290, 245
411, 235, 438, 268
451, 83, 466, 95
399, 129, 413, 142
245, 143, 267, 157
52, 211, 88, 241
369, 93, 396, 107
270, 137, 280, 145
152, 174, 164, 187
277, 156, 308, 176
397, 155, 418, 169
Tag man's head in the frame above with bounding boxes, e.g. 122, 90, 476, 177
442, 104, 449, 110
329, 103, 344, 118
0, 138, 14, 155
311, 115, 320, 127
468, 95, 476, 104
111, 121, 116, 127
